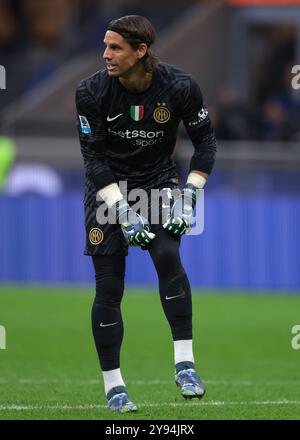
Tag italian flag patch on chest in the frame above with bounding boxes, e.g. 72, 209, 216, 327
130, 105, 144, 121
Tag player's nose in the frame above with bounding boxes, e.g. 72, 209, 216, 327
103, 47, 112, 61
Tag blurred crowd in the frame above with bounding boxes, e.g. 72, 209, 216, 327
0, 0, 104, 106
210, 25, 300, 142
1, 1, 300, 141
209, 80, 300, 142
0, 0, 104, 53
0, 0, 193, 109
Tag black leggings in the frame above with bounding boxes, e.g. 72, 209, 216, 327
91, 227, 192, 371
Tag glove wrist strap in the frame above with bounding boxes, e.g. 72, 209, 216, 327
112, 199, 131, 224
182, 183, 198, 210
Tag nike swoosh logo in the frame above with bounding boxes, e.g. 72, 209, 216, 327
100, 322, 119, 327
165, 294, 184, 300
107, 113, 123, 122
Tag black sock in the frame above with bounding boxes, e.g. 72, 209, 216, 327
159, 272, 192, 340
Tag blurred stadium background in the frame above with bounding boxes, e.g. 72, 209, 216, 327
1, 0, 300, 289
1, 0, 300, 420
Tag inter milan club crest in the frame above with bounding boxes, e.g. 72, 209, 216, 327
89, 228, 104, 245
153, 102, 170, 123
130, 105, 144, 121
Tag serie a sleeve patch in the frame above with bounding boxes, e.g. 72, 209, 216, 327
79, 115, 92, 134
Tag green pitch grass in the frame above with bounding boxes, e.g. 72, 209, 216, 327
0, 286, 300, 420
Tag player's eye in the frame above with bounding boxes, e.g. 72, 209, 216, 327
109, 45, 118, 50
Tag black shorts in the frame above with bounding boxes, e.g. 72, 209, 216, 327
84, 182, 179, 256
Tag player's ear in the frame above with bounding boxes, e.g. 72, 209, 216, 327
137, 43, 148, 59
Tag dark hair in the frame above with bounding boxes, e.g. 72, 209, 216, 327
107, 15, 158, 73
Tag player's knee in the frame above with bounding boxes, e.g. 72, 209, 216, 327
152, 246, 183, 278
92, 255, 125, 306
94, 274, 124, 306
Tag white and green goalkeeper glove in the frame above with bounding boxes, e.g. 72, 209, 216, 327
163, 184, 198, 236
113, 199, 156, 247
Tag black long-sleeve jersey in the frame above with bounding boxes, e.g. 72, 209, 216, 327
76, 62, 217, 207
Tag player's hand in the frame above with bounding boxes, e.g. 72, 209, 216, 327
114, 200, 156, 247
163, 184, 197, 236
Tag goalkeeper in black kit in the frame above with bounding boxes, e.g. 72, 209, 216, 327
76, 15, 217, 413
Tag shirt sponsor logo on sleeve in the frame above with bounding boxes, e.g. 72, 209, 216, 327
79, 115, 91, 134
188, 108, 208, 127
